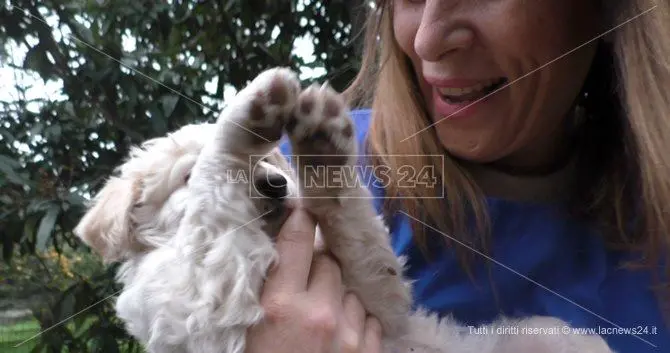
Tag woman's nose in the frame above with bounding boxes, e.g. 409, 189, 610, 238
414, 6, 475, 62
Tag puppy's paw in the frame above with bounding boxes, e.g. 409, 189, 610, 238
286, 83, 357, 161
220, 67, 300, 147
285, 83, 358, 199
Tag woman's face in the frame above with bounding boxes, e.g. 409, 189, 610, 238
393, 0, 602, 171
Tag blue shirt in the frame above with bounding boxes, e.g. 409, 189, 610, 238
279, 109, 669, 352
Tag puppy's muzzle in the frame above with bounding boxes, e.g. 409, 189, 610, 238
254, 174, 288, 199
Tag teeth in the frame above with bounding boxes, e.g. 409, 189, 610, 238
437, 78, 502, 97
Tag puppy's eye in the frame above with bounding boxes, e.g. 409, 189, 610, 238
184, 172, 191, 184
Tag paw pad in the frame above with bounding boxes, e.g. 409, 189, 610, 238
249, 94, 266, 121
268, 75, 293, 106
299, 95, 315, 115
284, 82, 358, 198
228, 67, 300, 145
341, 123, 354, 139
324, 96, 341, 118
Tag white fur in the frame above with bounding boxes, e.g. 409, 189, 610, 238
74, 68, 615, 353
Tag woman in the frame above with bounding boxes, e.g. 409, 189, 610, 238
246, 0, 670, 352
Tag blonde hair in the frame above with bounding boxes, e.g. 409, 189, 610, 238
344, 0, 670, 311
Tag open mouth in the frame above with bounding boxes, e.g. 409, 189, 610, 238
438, 77, 508, 104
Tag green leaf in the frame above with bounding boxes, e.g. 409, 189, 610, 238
28, 199, 55, 213
36, 204, 61, 251
71, 21, 95, 44
2, 230, 14, 264
0, 154, 21, 169
168, 29, 182, 50
100, 334, 121, 353
30, 122, 45, 136
66, 192, 88, 208
56, 291, 76, 323
0, 195, 11, 205
88, 66, 113, 82
22, 45, 52, 79
23, 215, 40, 242
147, 102, 168, 136
127, 83, 138, 105
64, 101, 76, 117
0, 209, 13, 220
160, 94, 179, 117
224, 0, 237, 12
46, 124, 63, 142
101, 16, 114, 35
0, 161, 27, 186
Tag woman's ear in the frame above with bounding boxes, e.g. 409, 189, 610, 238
74, 175, 143, 263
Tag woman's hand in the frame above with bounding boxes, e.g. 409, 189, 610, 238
245, 208, 382, 353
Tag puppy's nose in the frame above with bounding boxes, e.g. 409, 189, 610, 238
255, 174, 288, 199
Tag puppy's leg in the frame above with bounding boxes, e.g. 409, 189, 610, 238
181, 67, 299, 258
183, 67, 300, 249
196, 67, 300, 175
284, 83, 412, 337
155, 68, 301, 353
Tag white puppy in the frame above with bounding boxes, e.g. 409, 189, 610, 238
74, 68, 615, 353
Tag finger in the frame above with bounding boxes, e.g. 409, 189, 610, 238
342, 292, 366, 337
263, 208, 317, 294
306, 253, 343, 299
337, 293, 367, 353
361, 316, 383, 353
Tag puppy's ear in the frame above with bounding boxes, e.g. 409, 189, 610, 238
74, 176, 143, 263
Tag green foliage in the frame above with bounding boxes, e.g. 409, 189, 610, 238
1, 247, 97, 291
0, 320, 40, 353
0, 0, 366, 351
